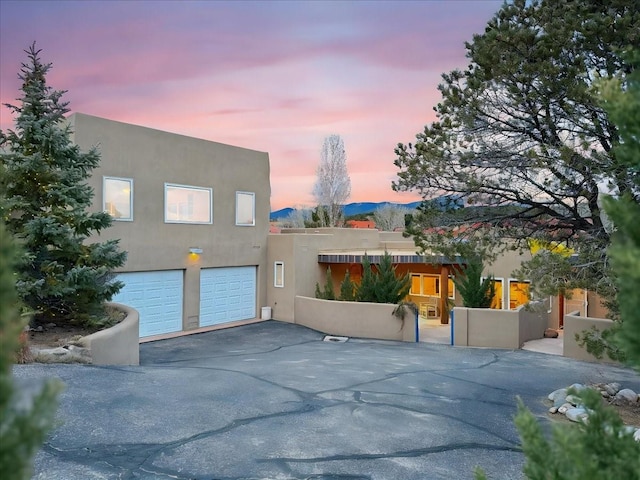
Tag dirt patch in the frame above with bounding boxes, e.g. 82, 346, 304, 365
25, 306, 126, 356
27, 323, 97, 350
609, 400, 640, 428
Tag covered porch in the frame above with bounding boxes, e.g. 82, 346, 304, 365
317, 248, 463, 325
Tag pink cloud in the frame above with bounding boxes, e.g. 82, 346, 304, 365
0, 0, 503, 211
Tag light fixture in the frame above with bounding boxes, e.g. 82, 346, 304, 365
189, 247, 203, 255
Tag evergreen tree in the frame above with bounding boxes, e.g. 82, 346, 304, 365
453, 258, 495, 308
355, 253, 411, 304
314, 267, 336, 300
0, 44, 126, 327
373, 251, 411, 304
339, 270, 357, 301
601, 50, 640, 369
475, 388, 640, 480
356, 255, 377, 302
394, 0, 639, 309
322, 267, 336, 300
476, 50, 640, 480
0, 215, 61, 479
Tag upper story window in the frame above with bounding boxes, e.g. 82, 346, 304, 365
236, 191, 255, 226
164, 183, 212, 224
103, 176, 133, 221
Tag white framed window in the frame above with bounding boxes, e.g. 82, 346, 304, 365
508, 278, 530, 310
410, 273, 455, 299
103, 176, 133, 221
164, 183, 212, 224
236, 191, 255, 226
274, 261, 284, 288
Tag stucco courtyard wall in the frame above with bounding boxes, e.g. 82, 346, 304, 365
294, 296, 416, 342
563, 312, 618, 363
79, 302, 140, 365
453, 306, 548, 349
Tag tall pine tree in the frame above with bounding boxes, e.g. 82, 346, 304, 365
453, 257, 495, 308
0, 44, 126, 327
373, 251, 411, 304
0, 204, 61, 479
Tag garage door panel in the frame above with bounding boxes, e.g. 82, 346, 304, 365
112, 270, 183, 338
200, 267, 256, 327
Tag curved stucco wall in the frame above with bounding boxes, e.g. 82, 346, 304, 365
81, 302, 140, 365
294, 296, 416, 342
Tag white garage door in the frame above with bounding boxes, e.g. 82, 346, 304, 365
111, 270, 183, 338
200, 266, 256, 327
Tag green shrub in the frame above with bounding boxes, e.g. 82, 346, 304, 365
453, 257, 495, 308
315, 267, 335, 300
339, 270, 357, 301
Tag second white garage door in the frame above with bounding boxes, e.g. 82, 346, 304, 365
200, 266, 256, 327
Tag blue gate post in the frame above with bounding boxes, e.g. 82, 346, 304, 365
415, 310, 419, 343
450, 309, 454, 345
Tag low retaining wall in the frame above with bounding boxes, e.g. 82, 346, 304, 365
294, 296, 416, 342
453, 305, 548, 349
563, 312, 617, 363
80, 302, 140, 365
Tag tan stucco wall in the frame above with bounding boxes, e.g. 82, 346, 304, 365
486, 248, 531, 280
267, 228, 540, 327
587, 291, 609, 319
294, 296, 416, 342
518, 304, 549, 346
267, 228, 386, 322
563, 313, 618, 363
453, 307, 519, 348
453, 306, 547, 349
80, 302, 139, 365
69, 113, 270, 331
548, 291, 609, 330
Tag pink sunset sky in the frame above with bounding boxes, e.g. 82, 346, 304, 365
0, 0, 502, 211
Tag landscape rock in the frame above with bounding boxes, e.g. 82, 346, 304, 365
605, 382, 622, 396
565, 394, 582, 406
558, 403, 572, 414
565, 407, 589, 423
544, 328, 559, 338
549, 384, 640, 438
613, 388, 638, 405
33, 346, 91, 364
548, 388, 568, 403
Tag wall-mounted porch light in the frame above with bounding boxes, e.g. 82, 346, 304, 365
189, 247, 203, 255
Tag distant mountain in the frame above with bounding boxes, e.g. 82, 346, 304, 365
270, 207, 295, 220
343, 201, 421, 217
270, 201, 422, 221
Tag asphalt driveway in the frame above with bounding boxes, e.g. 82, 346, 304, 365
14, 320, 640, 480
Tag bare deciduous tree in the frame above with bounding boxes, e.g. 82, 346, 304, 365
373, 204, 411, 231
282, 207, 311, 228
313, 134, 351, 227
